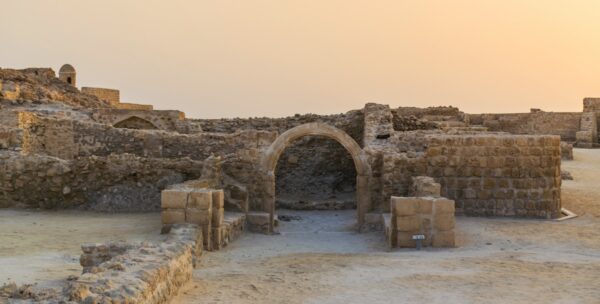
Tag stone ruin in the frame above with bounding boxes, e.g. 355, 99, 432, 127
0, 64, 596, 302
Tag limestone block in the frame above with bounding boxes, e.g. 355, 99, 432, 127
434, 198, 455, 214
432, 231, 455, 247
396, 215, 420, 232
161, 189, 189, 209
410, 176, 441, 197
186, 209, 212, 226
211, 189, 225, 209
161, 209, 186, 225
212, 208, 224, 228
576, 131, 593, 143
212, 227, 223, 250
391, 197, 417, 216
188, 190, 212, 210
417, 197, 433, 214
433, 213, 455, 231
247, 212, 271, 234
397, 231, 418, 248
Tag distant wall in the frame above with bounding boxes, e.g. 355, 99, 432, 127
82, 87, 120, 105
91, 108, 191, 133
116, 102, 154, 110
468, 112, 582, 142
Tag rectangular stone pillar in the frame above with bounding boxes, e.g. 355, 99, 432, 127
357, 175, 371, 230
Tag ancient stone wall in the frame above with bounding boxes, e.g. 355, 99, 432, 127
81, 87, 120, 105
0, 68, 111, 108
115, 102, 154, 110
68, 224, 202, 303
376, 134, 562, 218
194, 111, 365, 208
0, 151, 205, 210
91, 108, 192, 132
583, 97, 600, 112
18, 112, 76, 159
468, 112, 582, 141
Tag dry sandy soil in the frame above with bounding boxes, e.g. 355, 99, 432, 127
1, 149, 599, 303
0, 211, 161, 289
172, 149, 600, 304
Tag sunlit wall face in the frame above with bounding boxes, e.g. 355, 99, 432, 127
1, 0, 599, 118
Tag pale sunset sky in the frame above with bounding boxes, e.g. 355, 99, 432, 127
1, 1, 599, 118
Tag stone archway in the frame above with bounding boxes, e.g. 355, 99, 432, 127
114, 116, 158, 130
259, 123, 371, 233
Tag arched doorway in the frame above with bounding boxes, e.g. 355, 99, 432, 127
260, 123, 371, 233
114, 116, 158, 130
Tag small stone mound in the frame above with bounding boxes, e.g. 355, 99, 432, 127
561, 170, 574, 180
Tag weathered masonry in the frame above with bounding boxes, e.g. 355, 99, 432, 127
0, 66, 575, 225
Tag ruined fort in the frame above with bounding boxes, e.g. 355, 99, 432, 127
0, 65, 598, 302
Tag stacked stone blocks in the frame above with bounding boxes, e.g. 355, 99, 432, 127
161, 187, 244, 251
389, 196, 456, 248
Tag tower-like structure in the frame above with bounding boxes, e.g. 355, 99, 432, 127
59, 64, 76, 87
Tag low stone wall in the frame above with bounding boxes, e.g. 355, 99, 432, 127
68, 224, 202, 303
468, 112, 582, 142
387, 196, 456, 248
116, 102, 154, 110
0, 151, 205, 210
161, 187, 245, 250
17, 111, 274, 159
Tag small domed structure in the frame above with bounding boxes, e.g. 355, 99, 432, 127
59, 64, 76, 87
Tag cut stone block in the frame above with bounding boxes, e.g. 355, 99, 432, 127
188, 190, 212, 210
161, 209, 186, 225
211, 189, 225, 209
432, 230, 455, 247
201, 224, 212, 251
396, 215, 420, 232
212, 207, 224, 228
247, 212, 271, 234
434, 198, 455, 214
391, 197, 417, 216
186, 208, 212, 226
417, 197, 434, 214
410, 176, 441, 197
433, 213, 455, 231
161, 189, 189, 209
397, 231, 419, 248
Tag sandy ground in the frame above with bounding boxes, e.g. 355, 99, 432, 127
172, 149, 600, 304
0, 211, 161, 289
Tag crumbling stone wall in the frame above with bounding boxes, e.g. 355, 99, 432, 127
468, 112, 582, 142
18, 112, 76, 159
81, 87, 120, 105
194, 111, 365, 208
0, 68, 111, 108
0, 151, 205, 210
91, 108, 195, 133
68, 224, 202, 303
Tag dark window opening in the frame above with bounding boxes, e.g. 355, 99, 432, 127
67, 77, 72, 84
